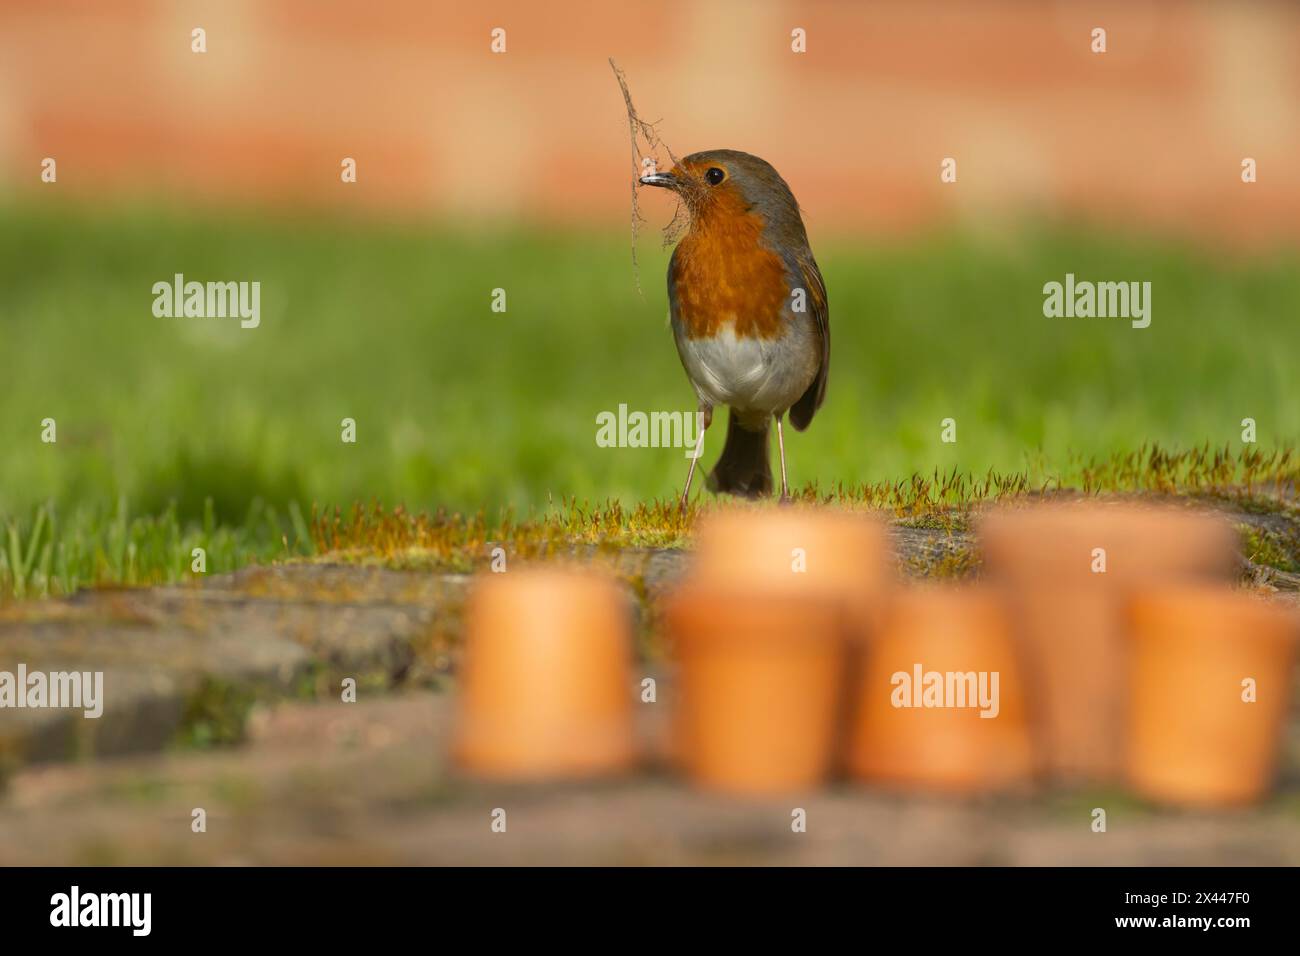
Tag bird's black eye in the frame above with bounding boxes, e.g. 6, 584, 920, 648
705, 167, 726, 185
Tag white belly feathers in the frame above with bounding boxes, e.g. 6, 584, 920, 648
672, 318, 819, 420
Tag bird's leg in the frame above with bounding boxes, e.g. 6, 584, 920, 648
679, 404, 712, 516
775, 412, 791, 504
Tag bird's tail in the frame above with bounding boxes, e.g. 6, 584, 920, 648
706, 410, 772, 499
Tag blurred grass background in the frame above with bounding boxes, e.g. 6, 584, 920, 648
3, 1, 1298, 597
2, 200, 1298, 596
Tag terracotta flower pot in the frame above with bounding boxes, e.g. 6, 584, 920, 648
978, 502, 1238, 782
453, 568, 636, 780
1126, 587, 1299, 807
846, 586, 1035, 794
665, 585, 848, 795
689, 505, 893, 629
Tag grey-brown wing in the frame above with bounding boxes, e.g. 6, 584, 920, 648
788, 253, 828, 431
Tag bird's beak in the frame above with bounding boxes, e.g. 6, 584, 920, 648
638, 171, 678, 190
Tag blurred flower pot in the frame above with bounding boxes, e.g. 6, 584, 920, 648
665, 585, 848, 795
979, 502, 1238, 782
453, 568, 636, 780
846, 586, 1034, 794
1126, 587, 1299, 807
690, 505, 893, 630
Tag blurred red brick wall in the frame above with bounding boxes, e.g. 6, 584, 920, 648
1, 0, 1297, 242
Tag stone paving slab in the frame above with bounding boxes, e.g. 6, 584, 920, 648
1, 498, 1297, 863
0, 577, 450, 771
0, 557, 667, 773
2, 693, 1298, 866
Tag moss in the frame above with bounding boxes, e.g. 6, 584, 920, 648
291, 661, 327, 701
175, 677, 258, 750
1240, 525, 1300, 574
102, 774, 173, 804
907, 547, 981, 579
76, 838, 126, 866
1237, 522, 1300, 574
306, 446, 1299, 573
1216, 494, 1293, 516
621, 570, 663, 658
897, 512, 972, 534
1047, 786, 1159, 821
211, 774, 264, 812
1275, 791, 1300, 822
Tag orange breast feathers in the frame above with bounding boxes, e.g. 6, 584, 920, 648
669, 199, 792, 341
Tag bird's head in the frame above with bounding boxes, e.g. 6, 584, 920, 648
639, 149, 802, 236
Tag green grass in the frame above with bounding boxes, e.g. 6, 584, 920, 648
1, 201, 1298, 597
0, 497, 312, 600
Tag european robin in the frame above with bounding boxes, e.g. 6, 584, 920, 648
640, 150, 828, 508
